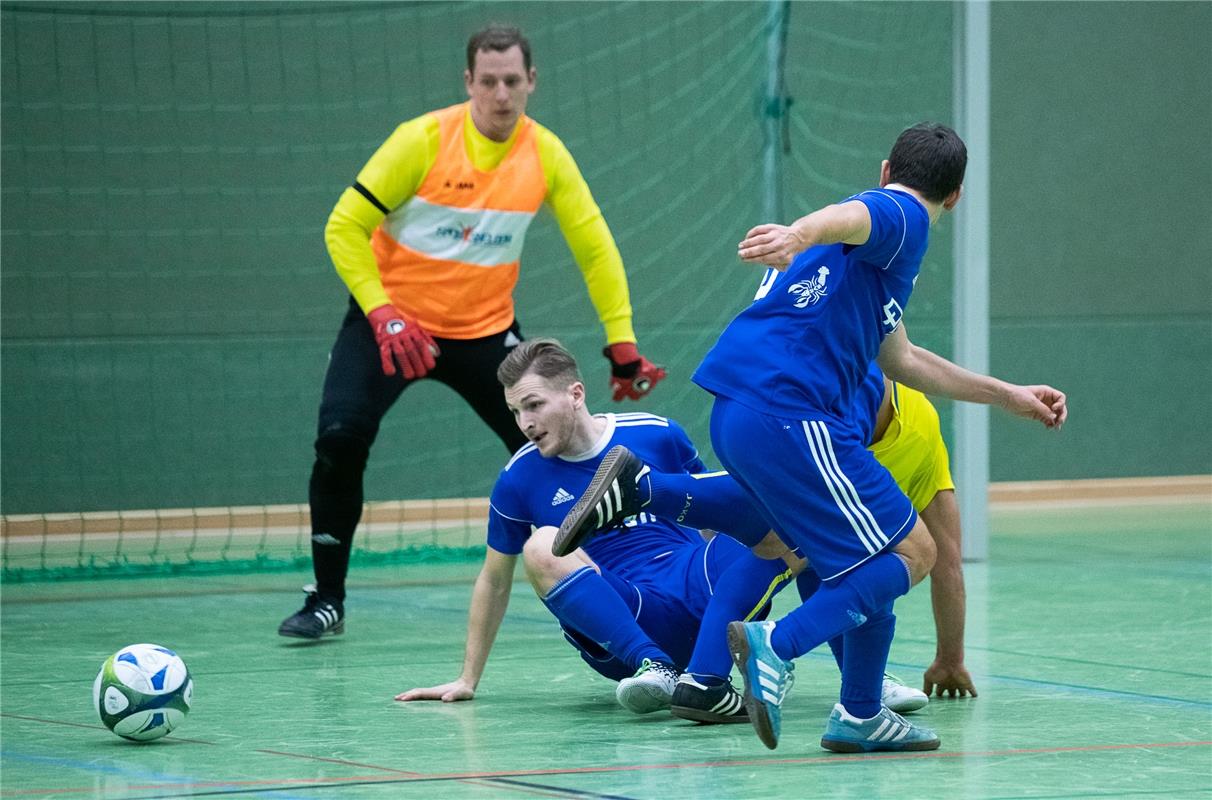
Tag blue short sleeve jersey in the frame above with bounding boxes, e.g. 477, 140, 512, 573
693, 188, 929, 421
487, 412, 707, 575
853, 362, 887, 446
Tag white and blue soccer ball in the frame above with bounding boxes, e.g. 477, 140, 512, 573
93, 643, 193, 741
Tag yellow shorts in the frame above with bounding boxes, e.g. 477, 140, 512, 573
868, 382, 954, 513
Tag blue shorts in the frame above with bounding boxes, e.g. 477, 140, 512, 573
560, 533, 760, 680
709, 395, 917, 582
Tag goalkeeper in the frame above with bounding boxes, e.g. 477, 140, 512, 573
280, 25, 665, 639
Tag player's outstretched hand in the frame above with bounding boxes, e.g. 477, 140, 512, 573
738, 223, 806, 270
922, 660, 978, 698
1001, 383, 1068, 430
395, 679, 475, 703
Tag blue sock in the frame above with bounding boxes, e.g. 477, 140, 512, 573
796, 569, 845, 671
839, 605, 896, 719
770, 552, 911, 661
645, 470, 771, 547
685, 552, 792, 680
542, 567, 672, 670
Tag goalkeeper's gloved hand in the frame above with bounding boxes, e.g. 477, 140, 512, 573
367, 304, 439, 380
604, 342, 666, 402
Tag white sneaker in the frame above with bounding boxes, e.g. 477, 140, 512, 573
615, 659, 679, 714
881, 673, 929, 713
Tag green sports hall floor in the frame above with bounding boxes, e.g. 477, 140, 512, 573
2, 501, 1210, 799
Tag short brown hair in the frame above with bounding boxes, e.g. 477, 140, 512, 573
497, 338, 581, 389
467, 24, 532, 73
887, 122, 967, 203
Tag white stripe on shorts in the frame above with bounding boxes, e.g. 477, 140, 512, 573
802, 420, 888, 554
810, 421, 889, 549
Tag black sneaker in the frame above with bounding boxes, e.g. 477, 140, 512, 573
671, 674, 749, 724
278, 584, 344, 639
553, 445, 647, 557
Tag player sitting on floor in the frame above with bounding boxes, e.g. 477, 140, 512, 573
395, 337, 794, 719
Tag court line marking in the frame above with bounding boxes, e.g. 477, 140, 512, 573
256, 746, 640, 800
484, 777, 642, 800
250, 750, 420, 776
0, 727, 639, 795
0, 713, 217, 744
8, 741, 1208, 798
887, 638, 1212, 680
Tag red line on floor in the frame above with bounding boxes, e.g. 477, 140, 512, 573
7, 740, 1209, 796
252, 749, 423, 776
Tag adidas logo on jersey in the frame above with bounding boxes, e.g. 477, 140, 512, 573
551, 488, 576, 506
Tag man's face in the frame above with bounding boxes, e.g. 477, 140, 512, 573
464, 45, 536, 142
504, 371, 581, 458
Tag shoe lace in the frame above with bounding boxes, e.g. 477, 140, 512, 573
882, 707, 911, 727
780, 663, 796, 702
299, 587, 338, 615
639, 658, 679, 680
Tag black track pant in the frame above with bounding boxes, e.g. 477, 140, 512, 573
308, 298, 528, 601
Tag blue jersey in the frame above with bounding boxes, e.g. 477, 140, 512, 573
853, 362, 887, 446
488, 412, 708, 576
693, 188, 929, 422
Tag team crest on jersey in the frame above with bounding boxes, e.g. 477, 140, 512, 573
788, 267, 830, 307
551, 487, 575, 506
882, 297, 904, 332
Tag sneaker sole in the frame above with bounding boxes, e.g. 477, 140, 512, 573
553, 447, 633, 557
884, 696, 929, 714
727, 621, 780, 750
616, 684, 672, 714
670, 704, 750, 725
820, 735, 940, 753
277, 620, 345, 639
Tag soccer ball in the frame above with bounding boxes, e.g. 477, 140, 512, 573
93, 643, 193, 741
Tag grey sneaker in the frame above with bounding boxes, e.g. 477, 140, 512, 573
820, 703, 940, 753
615, 659, 679, 714
277, 584, 344, 639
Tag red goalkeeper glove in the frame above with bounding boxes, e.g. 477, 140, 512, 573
367, 304, 439, 380
605, 342, 666, 402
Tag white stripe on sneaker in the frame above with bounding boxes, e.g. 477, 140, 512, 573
756, 660, 782, 679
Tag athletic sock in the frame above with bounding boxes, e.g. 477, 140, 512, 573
770, 552, 911, 661
644, 470, 771, 546
839, 605, 896, 719
542, 567, 671, 670
796, 569, 845, 670
685, 552, 793, 679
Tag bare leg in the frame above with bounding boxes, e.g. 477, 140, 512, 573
892, 518, 937, 586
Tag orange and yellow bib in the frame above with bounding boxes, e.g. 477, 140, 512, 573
371, 104, 546, 339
